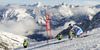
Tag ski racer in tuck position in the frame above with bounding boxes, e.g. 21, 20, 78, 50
69, 24, 83, 39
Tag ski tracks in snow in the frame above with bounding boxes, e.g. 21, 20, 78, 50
14, 29, 100, 50
13, 38, 69, 50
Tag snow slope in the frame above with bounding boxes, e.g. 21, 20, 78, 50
13, 28, 100, 50
0, 30, 35, 50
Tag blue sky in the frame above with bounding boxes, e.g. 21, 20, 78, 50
0, 0, 100, 6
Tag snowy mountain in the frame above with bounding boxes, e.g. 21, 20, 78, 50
0, 2, 99, 37
89, 11, 100, 29
0, 2, 99, 40
0, 2, 100, 50
32, 2, 43, 7
95, 4, 100, 8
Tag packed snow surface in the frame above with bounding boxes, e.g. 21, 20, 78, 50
13, 28, 100, 50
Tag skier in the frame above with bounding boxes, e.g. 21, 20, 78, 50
23, 40, 28, 48
58, 33, 62, 40
68, 24, 83, 39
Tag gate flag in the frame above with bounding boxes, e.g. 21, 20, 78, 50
46, 21, 50, 30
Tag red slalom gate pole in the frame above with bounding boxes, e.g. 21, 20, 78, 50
50, 29, 52, 40
48, 14, 52, 40
46, 29, 48, 43
45, 12, 48, 43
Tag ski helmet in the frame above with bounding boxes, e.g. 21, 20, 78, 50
69, 23, 72, 26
